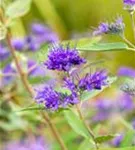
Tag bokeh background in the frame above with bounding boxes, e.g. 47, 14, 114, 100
0, 0, 135, 149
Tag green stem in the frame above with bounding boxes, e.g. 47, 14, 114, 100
76, 105, 98, 150
42, 112, 68, 150
127, 47, 135, 51
130, 13, 135, 41
122, 35, 135, 48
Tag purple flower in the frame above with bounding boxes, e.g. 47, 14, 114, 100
92, 112, 110, 122
124, 0, 135, 6
64, 77, 76, 91
93, 23, 109, 36
63, 92, 79, 106
112, 134, 124, 147
11, 38, 25, 51
35, 86, 63, 110
79, 70, 108, 91
118, 66, 135, 78
4, 137, 50, 150
92, 99, 114, 122
1, 64, 16, 86
45, 44, 86, 72
116, 93, 134, 111
27, 59, 38, 75
132, 119, 135, 129
0, 44, 10, 61
31, 23, 59, 43
25, 36, 40, 51
27, 60, 46, 76
31, 23, 47, 35
93, 17, 125, 35
96, 99, 113, 111
35, 85, 79, 111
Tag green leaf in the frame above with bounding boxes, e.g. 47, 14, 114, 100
120, 130, 135, 147
78, 139, 93, 150
64, 109, 90, 138
62, 37, 102, 47
77, 42, 128, 52
28, 76, 50, 84
95, 135, 116, 144
6, 0, 32, 19
81, 76, 117, 101
0, 113, 27, 131
34, 44, 49, 64
15, 105, 44, 112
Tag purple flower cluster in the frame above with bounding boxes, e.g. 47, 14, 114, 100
123, 0, 135, 12
118, 66, 135, 78
64, 77, 77, 91
90, 91, 134, 123
35, 86, 79, 111
79, 70, 108, 91
35, 70, 109, 111
124, 0, 135, 6
112, 134, 124, 147
92, 99, 114, 122
93, 17, 125, 36
45, 44, 86, 71
0, 59, 45, 89
4, 137, 50, 150
11, 23, 59, 51
35, 45, 108, 110
0, 44, 10, 61
35, 44, 109, 111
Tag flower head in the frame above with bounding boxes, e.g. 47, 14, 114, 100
11, 38, 25, 51
64, 77, 77, 91
35, 85, 79, 111
117, 93, 134, 111
124, 0, 135, 6
35, 86, 60, 110
93, 17, 125, 36
79, 70, 108, 91
123, 0, 135, 12
31, 23, 47, 35
1, 64, 16, 87
93, 23, 109, 36
118, 66, 135, 78
31, 23, 59, 43
25, 36, 40, 51
112, 134, 124, 147
0, 44, 10, 61
45, 44, 86, 72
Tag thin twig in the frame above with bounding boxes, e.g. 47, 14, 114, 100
127, 47, 135, 51
42, 112, 68, 150
76, 104, 98, 150
122, 35, 135, 48
130, 13, 135, 41
130, 13, 135, 66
